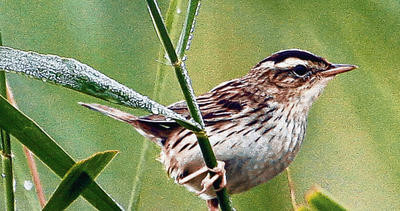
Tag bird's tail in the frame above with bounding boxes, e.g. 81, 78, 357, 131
79, 102, 175, 146
78, 102, 138, 123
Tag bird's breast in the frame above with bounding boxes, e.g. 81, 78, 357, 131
160, 103, 308, 197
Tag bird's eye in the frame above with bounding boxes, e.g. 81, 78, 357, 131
292, 65, 309, 77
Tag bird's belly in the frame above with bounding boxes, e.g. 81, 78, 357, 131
160, 121, 305, 199
217, 134, 301, 194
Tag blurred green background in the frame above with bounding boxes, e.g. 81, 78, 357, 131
1, 0, 399, 210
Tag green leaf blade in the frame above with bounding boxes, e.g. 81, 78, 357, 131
43, 150, 118, 211
0, 46, 199, 130
0, 95, 123, 210
305, 186, 347, 211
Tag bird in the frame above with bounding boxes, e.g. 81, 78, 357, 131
80, 49, 357, 210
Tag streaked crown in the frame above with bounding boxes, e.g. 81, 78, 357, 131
248, 49, 357, 104
252, 49, 356, 86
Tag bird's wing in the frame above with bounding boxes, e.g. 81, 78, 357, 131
80, 79, 248, 140
141, 78, 247, 127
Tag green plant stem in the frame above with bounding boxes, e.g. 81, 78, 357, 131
146, 0, 204, 129
177, 0, 200, 58
146, 0, 178, 64
1, 130, 14, 211
5, 51, 47, 208
0, 32, 15, 211
128, 1, 184, 209
145, 1, 233, 210
195, 132, 231, 210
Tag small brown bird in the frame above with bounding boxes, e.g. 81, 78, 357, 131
80, 49, 357, 210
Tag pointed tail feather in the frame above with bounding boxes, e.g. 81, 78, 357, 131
79, 102, 180, 146
78, 102, 138, 123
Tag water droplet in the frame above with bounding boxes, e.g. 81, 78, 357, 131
24, 180, 33, 191
1, 173, 5, 178
182, 55, 187, 61
177, 8, 181, 14
185, 40, 192, 51
180, 61, 187, 69
188, 34, 193, 40
195, 2, 201, 16
190, 20, 196, 33
151, 107, 159, 115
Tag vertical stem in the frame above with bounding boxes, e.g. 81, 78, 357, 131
0, 33, 5, 97
1, 130, 14, 211
146, 0, 178, 64
146, 0, 205, 128
172, 65, 204, 128
6, 84, 47, 208
145, 1, 233, 210
286, 168, 298, 210
176, 0, 200, 58
0, 31, 15, 211
128, 1, 184, 210
195, 132, 231, 210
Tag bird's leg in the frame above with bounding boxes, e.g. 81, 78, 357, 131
178, 161, 227, 195
198, 161, 227, 195
177, 166, 209, 185
206, 198, 219, 211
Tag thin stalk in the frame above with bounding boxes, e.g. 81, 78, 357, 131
145, 1, 233, 210
176, 0, 200, 58
6, 86, 46, 208
146, 0, 204, 128
1, 130, 13, 211
23, 147, 46, 207
0, 31, 15, 211
286, 168, 298, 210
128, 1, 184, 209
146, 0, 178, 65
195, 132, 231, 210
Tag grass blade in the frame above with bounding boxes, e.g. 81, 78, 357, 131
0, 95, 123, 210
298, 186, 347, 211
0, 31, 15, 211
7, 81, 47, 208
43, 150, 118, 211
0, 46, 200, 131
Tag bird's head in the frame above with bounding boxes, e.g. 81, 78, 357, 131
249, 49, 357, 105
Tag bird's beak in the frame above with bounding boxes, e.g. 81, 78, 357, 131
320, 64, 358, 77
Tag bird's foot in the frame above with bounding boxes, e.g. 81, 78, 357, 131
197, 161, 226, 195
177, 161, 227, 195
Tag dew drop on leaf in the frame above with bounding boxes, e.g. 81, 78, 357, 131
24, 180, 33, 191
